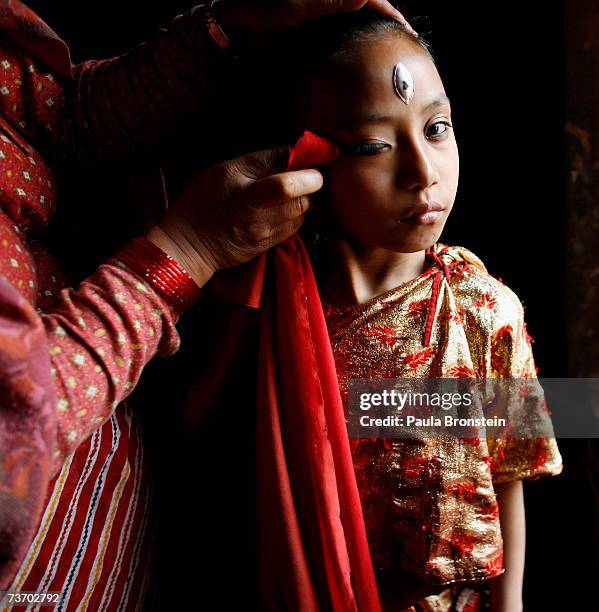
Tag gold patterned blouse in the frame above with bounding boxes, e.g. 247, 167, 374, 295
321, 243, 562, 590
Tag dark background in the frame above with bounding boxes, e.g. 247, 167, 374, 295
26, 1, 594, 609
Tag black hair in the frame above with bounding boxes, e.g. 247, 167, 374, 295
277, 8, 432, 78
234, 8, 433, 149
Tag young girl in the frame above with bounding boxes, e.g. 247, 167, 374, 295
198, 9, 563, 612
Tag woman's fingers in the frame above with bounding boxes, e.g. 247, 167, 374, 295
365, 0, 417, 33
334, 0, 415, 33
244, 169, 323, 208
234, 145, 291, 180
243, 195, 312, 250
261, 216, 306, 249
154, 145, 322, 276
216, 0, 416, 40
256, 196, 312, 229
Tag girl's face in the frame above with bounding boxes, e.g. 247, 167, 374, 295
302, 35, 459, 253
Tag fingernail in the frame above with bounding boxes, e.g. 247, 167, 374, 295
396, 12, 418, 36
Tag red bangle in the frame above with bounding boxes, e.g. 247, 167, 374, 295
112, 237, 201, 314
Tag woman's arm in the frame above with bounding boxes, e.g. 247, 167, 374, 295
489, 480, 525, 612
40, 258, 183, 475
4, 3, 411, 172
0, 144, 322, 475
0, 8, 228, 172
56, 8, 227, 169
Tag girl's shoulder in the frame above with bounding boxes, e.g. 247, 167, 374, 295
436, 242, 527, 331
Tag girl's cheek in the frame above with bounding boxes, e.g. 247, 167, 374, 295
331, 162, 387, 193
327, 161, 394, 221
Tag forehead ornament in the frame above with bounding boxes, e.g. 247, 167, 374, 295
393, 61, 414, 105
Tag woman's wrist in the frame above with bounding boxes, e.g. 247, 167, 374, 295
145, 225, 216, 289
111, 229, 214, 314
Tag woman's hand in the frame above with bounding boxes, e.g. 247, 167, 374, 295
146, 146, 323, 287
216, 0, 416, 42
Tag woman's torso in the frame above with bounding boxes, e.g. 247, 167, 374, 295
0, 36, 153, 611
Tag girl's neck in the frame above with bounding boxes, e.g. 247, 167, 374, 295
318, 236, 428, 308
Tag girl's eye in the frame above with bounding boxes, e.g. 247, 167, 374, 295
341, 142, 391, 156
426, 121, 453, 140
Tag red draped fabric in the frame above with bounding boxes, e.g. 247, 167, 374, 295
0, 0, 72, 77
0, 0, 68, 586
212, 132, 382, 611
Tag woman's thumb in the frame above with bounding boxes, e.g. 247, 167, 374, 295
235, 145, 291, 179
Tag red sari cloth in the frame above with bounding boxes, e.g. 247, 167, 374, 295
212, 132, 382, 611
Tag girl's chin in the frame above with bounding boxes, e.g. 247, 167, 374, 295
378, 228, 444, 253
338, 224, 445, 253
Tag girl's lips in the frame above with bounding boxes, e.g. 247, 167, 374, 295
404, 210, 444, 225
402, 203, 445, 225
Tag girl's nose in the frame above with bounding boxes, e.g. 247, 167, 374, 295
396, 139, 440, 192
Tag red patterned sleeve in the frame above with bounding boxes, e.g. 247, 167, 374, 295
55, 7, 227, 168
0, 40, 187, 475
0, 9, 219, 474
485, 290, 563, 483
41, 260, 181, 475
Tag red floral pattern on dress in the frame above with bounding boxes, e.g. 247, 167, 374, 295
403, 455, 441, 480
446, 364, 478, 378
407, 297, 431, 317
530, 438, 549, 471
460, 436, 482, 446
366, 324, 398, 347
439, 307, 464, 325
490, 324, 513, 377
449, 533, 479, 556
404, 346, 435, 369
474, 290, 497, 310
448, 481, 479, 503
479, 501, 500, 522
484, 553, 503, 575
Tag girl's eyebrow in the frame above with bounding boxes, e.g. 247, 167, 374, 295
334, 113, 393, 131
422, 93, 451, 114
333, 94, 452, 132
